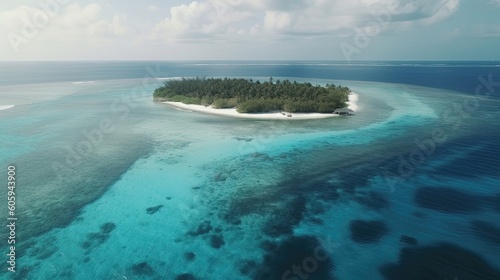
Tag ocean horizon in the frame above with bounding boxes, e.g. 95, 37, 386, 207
1, 61, 499, 279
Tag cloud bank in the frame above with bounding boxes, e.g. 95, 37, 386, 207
151, 0, 460, 41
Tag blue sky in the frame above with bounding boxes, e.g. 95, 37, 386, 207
0, 0, 499, 60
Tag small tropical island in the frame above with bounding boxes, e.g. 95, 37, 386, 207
154, 77, 357, 119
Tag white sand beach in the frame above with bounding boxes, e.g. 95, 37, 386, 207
163, 92, 359, 120
0, 105, 15, 111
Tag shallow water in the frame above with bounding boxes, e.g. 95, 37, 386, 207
0, 62, 499, 280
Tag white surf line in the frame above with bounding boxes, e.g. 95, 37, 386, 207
0, 105, 15, 111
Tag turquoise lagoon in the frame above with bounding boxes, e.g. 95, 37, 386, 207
0, 62, 499, 280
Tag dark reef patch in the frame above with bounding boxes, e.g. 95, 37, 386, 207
308, 217, 324, 225
81, 222, 116, 254
213, 172, 229, 182
209, 234, 225, 249
470, 220, 500, 245
399, 235, 418, 246
224, 199, 259, 224
26, 237, 58, 260
313, 182, 340, 201
234, 137, 253, 142
11, 266, 34, 280
321, 190, 340, 201
254, 235, 335, 280
58, 265, 75, 279
414, 187, 482, 214
184, 252, 196, 261
100, 222, 116, 233
260, 240, 279, 252
229, 218, 241, 225
262, 195, 306, 237
223, 192, 306, 237
131, 262, 154, 275
335, 167, 376, 193
249, 152, 272, 161
354, 191, 389, 210
188, 221, 212, 236
33, 246, 58, 260
81, 233, 109, 251
175, 273, 197, 280
308, 200, 326, 215
239, 259, 258, 276
349, 220, 388, 243
380, 243, 500, 280
146, 205, 164, 215
429, 140, 500, 178
17, 240, 36, 259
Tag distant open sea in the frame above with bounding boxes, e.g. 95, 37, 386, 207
0, 61, 499, 280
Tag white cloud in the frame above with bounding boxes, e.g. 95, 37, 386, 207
0, 3, 128, 57
151, 0, 461, 41
0, 0, 470, 60
153, 0, 254, 40
56, 4, 128, 36
264, 11, 292, 31
419, 0, 460, 25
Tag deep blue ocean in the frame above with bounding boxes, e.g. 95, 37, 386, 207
0, 61, 499, 280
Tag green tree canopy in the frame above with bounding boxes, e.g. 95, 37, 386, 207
154, 77, 350, 113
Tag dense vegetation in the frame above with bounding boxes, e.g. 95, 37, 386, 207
153, 77, 350, 113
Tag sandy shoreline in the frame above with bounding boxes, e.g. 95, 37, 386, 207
0, 105, 15, 111
163, 93, 359, 120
